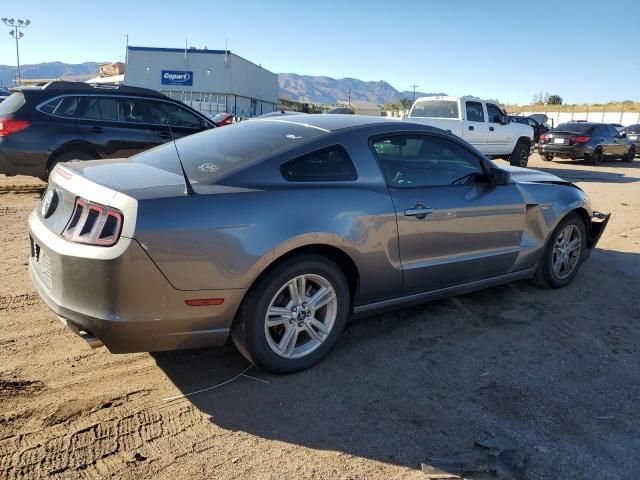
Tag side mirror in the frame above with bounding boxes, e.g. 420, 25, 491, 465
489, 167, 512, 185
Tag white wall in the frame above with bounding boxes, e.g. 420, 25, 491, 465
124, 47, 278, 115
522, 111, 640, 126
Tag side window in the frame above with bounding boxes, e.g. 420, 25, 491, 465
371, 135, 485, 187
39, 96, 81, 117
117, 98, 148, 123
465, 101, 484, 122
281, 145, 357, 182
81, 97, 119, 121
146, 101, 202, 128
607, 125, 619, 137
486, 103, 503, 124
528, 119, 537, 128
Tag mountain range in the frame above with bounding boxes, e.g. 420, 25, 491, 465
0, 62, 445, 105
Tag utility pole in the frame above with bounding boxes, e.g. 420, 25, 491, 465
2, 18, 30, 86
410, 84, 419, 104
348, 89, 351, 106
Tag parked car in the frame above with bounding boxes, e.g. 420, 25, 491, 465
258, 110, 303, 118
327, 106, 355, 114
622, 124, 640, 154
405, 96, 534, 167
509, 115, 549, 143
29, 115, 609, 373
609, 123, 625, 132
528, 114, 553, 130
538, 122, 636, 164
211, 112, 234, 126
0, 81, 215, 179
0, 87, 11, 103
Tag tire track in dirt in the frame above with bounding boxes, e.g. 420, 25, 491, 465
0, 396, 219, 479
0, 293, 41, 311
0, 184, 46, 196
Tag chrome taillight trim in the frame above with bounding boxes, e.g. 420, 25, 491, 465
62, 198, 123, 247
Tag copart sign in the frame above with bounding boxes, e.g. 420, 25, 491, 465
161, 70, 193, 86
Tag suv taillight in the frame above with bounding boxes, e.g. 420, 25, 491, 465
0, 118, 31, 136
62, 198, 123, 246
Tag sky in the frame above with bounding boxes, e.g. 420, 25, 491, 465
1, 0, 639, 104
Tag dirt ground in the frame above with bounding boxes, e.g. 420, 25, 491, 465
1, 154, 639, 480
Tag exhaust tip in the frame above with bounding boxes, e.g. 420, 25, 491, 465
78, 330, 104, 348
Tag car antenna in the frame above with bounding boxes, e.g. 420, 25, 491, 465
164, 119, 195, 195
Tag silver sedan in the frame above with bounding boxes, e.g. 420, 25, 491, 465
28, 115, 610, 373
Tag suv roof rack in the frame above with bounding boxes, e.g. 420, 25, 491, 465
42, 81, 167, 99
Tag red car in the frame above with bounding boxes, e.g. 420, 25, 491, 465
211, 112, 234, 127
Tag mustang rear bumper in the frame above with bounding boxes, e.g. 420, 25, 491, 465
28, 210, 245, 353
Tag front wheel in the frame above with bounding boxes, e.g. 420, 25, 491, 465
622, 146, 636, 162
509, 141, 530, 167
231, 255, 350, 374
532, 213, 587, 289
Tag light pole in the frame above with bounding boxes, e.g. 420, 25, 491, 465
2, 18, 30, 85
410, 84, 419, 104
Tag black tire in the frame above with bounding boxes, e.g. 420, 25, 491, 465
231, 254, 350, 374
44, 151, 96, 180
531, 213, 587, 289
509, 140, 530, 167
590, 147, 603, 165
622, 146, 636, 162
543, 155, 553, 162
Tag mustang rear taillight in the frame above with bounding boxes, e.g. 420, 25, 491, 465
570, 135, 590, 144
0, 118, 31, 136
62, 198, 123, 246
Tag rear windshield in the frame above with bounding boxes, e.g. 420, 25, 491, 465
410, 100, 459, 119
554, 123, 594, 134
624, 124, 640, 131
0, 93, 26, 114
132, 119, 326, 184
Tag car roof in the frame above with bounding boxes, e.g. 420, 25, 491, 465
253, 114, 406, 132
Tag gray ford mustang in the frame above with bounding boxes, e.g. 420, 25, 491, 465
28, 115, 610, 373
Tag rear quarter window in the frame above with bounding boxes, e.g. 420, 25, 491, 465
0, 93, 26, 114
410, 100, 459, 119
39, 96, 81, 117
281, 145, 357, 182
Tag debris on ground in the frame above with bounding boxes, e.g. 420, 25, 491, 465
422, 432, 527, 479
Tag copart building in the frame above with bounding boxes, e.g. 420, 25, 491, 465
124, 46, 278, 117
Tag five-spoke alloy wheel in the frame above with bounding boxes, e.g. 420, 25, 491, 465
232, 255, 349, 374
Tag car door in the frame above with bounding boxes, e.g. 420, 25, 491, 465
77, 95, 159, 158
606, 124, 627, 156
145, 99, 208, 144
486, 103, 514, 154
371, 134, 526, 293
463, 100, 489, 152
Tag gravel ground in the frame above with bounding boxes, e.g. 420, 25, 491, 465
0, 153, 639, 479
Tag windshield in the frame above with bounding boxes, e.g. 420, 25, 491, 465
133, 119, 326, 184
0, 92, 25, 113
554, 123, 594, 133
410, 100, 459, 119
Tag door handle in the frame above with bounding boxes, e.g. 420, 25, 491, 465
89, 126, 104, 133
468, 126, 474, 131
404, 205, 433, 219
489, 126, 494, 131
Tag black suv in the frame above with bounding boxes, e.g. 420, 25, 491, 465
0, 81, 215, 179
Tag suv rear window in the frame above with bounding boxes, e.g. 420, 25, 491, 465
0, 93, 25, 114
410, 100, 459, 119
39, 96, 81, 117
132, 119, 326, 184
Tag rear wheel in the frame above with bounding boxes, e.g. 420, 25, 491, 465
543, 155, 553, 162
509, 140, 530, 167
532, 213, 587, 289
44, 151, 97, 181
623, 146, 636, 162
231, 255, 350, 374
590, 147, 603, 165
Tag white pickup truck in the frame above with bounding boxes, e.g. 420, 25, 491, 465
405, 96, 534, 167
